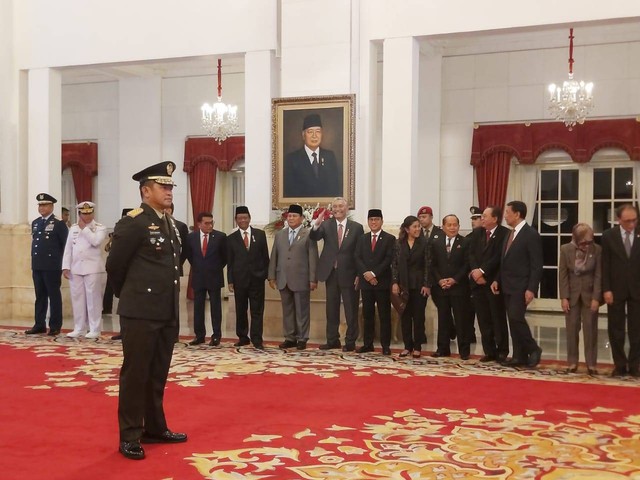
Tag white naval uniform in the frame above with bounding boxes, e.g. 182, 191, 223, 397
62, 220, 108, 335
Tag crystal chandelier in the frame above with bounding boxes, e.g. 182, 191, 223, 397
201, 59, 238, 144
548, 28, 594, 131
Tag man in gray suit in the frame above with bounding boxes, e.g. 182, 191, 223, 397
310, 197, 364, 352
268, 204, 319, 350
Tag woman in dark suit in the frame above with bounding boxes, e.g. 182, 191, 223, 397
391, 215, 430, 358
558, 223, 602, 375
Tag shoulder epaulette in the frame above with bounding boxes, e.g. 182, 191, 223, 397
127, 208, 144, 218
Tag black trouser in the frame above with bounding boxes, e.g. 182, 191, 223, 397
118, 317, 178, 442
193, 287, 222, 340
32, 269, 63, 331
472, 285, 509, 358
433, 292, 471, 356
361, 289, 391, 348
503, 291, 539, 361
325, 269, 359, 346
234, 277, 265, 345
400, 289, 427, 351
607, 298, 640, 372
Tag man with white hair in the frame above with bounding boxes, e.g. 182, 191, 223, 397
63, 201, 108, 338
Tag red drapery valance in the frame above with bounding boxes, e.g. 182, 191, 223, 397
61, 142, 98, 202
471, 118, 640, 210
183, 136, 245, 298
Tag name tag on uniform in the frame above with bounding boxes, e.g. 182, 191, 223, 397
45, 224, 54, 232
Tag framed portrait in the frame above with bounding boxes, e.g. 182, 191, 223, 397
271, 94, 355, 209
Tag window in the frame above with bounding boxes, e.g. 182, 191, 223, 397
529, 152, 638, 303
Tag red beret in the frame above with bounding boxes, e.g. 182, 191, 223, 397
417, 206, 433, 216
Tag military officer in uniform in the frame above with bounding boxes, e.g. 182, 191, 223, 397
62, 201, 108, 338
26, 193, 69, 336
106, 161, 187, 460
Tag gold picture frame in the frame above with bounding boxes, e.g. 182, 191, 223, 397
271, 94, 355, 209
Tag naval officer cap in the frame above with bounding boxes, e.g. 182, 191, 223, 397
470, 206, 482, 219
302, 114, 322, 130
36, 193, 57, 205
77, 201, 95, 214
132, 161, 177, 186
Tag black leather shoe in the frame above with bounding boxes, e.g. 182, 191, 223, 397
501, 358, 525, 367
25, 327, 46, 335
296, 341, 307, 350
610, 367, 627, 377
431, 351, 450, 358
527, 347, 543, 368
356, 345, 374, 353
140, 430, 187, 444
47, 329, 60, 336
111, 334, 122, 341
479, 355, 496, 363
279, 340, 297, 349
382, 347, 392, 356
630, 369, 640, 378
119, 441, 145, 460
189, 337, 205, 346
209, 337, 221, 347
460, 354, 470, 360
587, 368, 598, 376
253, 343, 265, 350
319, 342, 341, 350
234, 339, 251, 347
342, 344, 355, 352
496, 354, 508, 363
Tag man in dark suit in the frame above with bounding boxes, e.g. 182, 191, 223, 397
491, 200, 543, 368
310, 197, 364, 352
106, 161, 187, 460
186, 212, 227, 346
268, 204, 318, 350
26, 193, 69, 336
429, 214, 472, 359
601, 203, 640, 377
227, 206, 270, 350
467, 205, 510, 362
354, 209, 395, 355
283, 113, 342, 198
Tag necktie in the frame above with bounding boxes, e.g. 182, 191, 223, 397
243, 231, 250, 249
486, 229, 491, 244
624, 230, 632, 257
338, 223, 344, 248
312, 152, 319, 178
202, 234, 208, 256
371, 233, 377, 251
289, 229, 295, 245
505, 229, 515, 254
446, 237, 452, 256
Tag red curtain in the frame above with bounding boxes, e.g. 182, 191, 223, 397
183, 136, 245, 299
61, 142, 98, 202
475, 150, 512, 211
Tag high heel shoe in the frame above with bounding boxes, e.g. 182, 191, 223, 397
399, 350, 411, 358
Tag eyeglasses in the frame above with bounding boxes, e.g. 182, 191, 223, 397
578, 240, 593, 246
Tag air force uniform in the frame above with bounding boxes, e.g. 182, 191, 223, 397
62, 202, 108, 338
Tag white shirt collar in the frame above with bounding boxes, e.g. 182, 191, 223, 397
513, 219, 526, 236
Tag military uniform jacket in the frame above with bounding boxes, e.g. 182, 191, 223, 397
62, 220, 108, 275
31, 214, 69, 271
106, 203, 181, 322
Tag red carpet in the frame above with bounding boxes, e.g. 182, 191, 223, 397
1, 328, 640, 479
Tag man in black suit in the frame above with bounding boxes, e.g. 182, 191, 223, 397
467, 206, 510, 362
354, 209, 395, 355
429, 214, 472, 359
310, 197, 364, 352
417, 205, 442, 240
186, 212, 227, 346
106, 161, 187, 460
283, 113, 342, 198
227, 206, 270, 350
491, 200, 543, 368
26, 193, 69, 336
601, 203, 640, 377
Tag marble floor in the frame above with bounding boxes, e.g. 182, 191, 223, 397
2, 297, 616, 367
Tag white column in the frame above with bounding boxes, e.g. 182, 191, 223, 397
117, 77, 162, 210
381, 37, 419, 224
244, 50, 278, 226
416, 45, 442, 218
28, 68, 62, 211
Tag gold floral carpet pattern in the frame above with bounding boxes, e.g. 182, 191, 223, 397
1, 327, 640, 479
